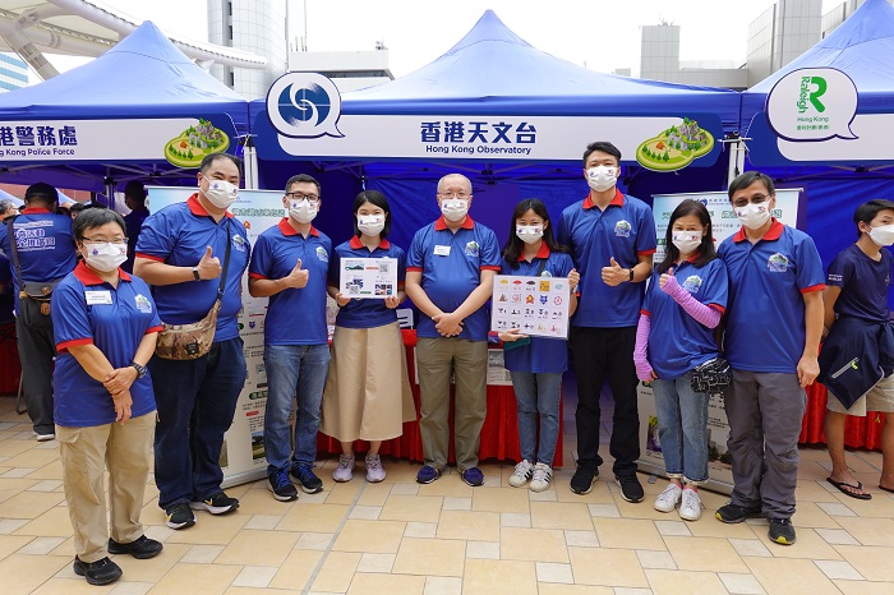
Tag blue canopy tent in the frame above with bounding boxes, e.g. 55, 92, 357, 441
0, 21, 250, 194
252, 10, 741, 249
739, 0, 894, 305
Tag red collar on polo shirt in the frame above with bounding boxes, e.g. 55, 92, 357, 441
518, 242, 551, 261
277, 217, 319, 237
21, 207, 52, 214
434, 215, 475, 231
732, 218, 784, 243
349, 235, 391, 250
583, 188, 625, 210
72, 261, 131, 285
187, 193, 235, 219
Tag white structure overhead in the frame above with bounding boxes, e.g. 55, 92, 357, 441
0, 0, 266, 81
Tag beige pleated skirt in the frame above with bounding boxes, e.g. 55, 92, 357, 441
320, 321, 416, 442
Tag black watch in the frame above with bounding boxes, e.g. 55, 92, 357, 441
627, 268, 635, 282
130, 362, 147, 379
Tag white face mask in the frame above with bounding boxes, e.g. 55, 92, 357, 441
289, 199, 318, 224
672, 231, 702, 255
516, 225, 544, 244
441, 199, 469, 222
203, 179, 238, 209
358, 214, 385, 236
869, 224, 894, 247
83, 242, 127, 273
586, 165, 617, 192
735, 202, 772, 230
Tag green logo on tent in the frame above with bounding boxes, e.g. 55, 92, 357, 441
164, 118, 230, 168
635, 117, 714, 172
797, 76, 827, 114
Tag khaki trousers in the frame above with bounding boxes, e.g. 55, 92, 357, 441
416, 337, 488, 471
57, 412, 155, 563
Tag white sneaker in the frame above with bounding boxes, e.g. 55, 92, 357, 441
365, 453, 386, 483
679, 488, 702, 521
509, 459, 534, 487
332, 453, 355, 483
529, 463, 553, 492
654, 483, 683, 513
32, 431, 55, 442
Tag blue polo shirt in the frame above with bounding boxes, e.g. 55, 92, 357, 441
328, 236, 406, 330
500, 244, 575, 374
641, 257, 728, 379
52, 262, 162, 427
0, 207, 77, 315
123, 209, 150, 274
407, 215, 501, 342
557, 190, 657, 328
249, 218, 332, 346
135, 194, 250, 342
827, 244, 892, 324
719, 220, 825, 373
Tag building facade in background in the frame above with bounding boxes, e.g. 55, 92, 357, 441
208, 0, 288, 99
288, 47, 393, 93
0, 53, 28, 93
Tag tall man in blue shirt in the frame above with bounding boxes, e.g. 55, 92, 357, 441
405, 173, 501, 486
134, 153, 250, 530
0, 183, 77, 441
715, 171, 825, 546
558, 142, 656, 502
248, 174, 332, 502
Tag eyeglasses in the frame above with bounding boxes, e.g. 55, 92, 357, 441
285, 192, 320, 204
438, 192, 470, 200
82, 236, 127, 244
733, 193, 771, 207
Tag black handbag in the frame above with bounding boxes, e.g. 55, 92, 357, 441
690, 357, 732, 394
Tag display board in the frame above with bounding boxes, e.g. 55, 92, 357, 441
637, 188, 801, 494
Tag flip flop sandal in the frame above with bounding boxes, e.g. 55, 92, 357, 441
826, 477, 872, 500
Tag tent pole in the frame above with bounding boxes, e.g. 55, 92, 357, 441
243, 136, 258, 190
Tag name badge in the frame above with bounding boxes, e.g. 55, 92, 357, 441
434, 245, 451, 256
85, 290, 113, 305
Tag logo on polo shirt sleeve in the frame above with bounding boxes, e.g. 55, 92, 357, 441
465, 240, 480, 257
682, 275, 703, 294
768, 253, 789, 273
316, 246, 329, 262
614, 220, 632, 238
134, 294, 153, 314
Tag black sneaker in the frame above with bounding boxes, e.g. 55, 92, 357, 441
190, 491, 240, 515
268, 470, 299, 501
290, 463, 324, 494
615, 474, 645, 503
768, 518, 797, 545
108, 535, 163, 559
570, 462, 599, 495
73, 556, 122, 586
165, 502, 196, 530
715, 502, 763, 524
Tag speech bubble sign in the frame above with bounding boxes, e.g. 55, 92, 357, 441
266, 72, 344, 139
766, 67, 858, 142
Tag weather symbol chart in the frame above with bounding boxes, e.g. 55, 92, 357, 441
339, 257, 398, 299
491, 275, 571, 339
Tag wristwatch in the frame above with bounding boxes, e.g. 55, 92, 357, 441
192, 266, 201, 281
130, 361, 147, 379
627, 268, 635, 282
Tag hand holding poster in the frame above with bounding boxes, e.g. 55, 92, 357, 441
491, 274, 571, 339
339, 257, 398, 299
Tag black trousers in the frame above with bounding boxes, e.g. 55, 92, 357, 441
16, 314, 56, 434
569, 325, 640, 476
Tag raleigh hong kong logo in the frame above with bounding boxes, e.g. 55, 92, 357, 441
767, 67, 858, 142
266, 73, 344, 139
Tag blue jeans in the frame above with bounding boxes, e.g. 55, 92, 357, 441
651, 372, 709, 484
264, 344, 330, 475
150, 338, 247, 508
510, 371, 562, 466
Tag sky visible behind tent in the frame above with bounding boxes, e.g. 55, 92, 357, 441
36, 0, 855, 82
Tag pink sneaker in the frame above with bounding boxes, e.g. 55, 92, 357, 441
333, 453, 355, 482
365, 453, 386, 483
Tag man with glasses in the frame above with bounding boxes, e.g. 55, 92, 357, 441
135, 153, 250, 529
714, 171, 824, 546
248, 174, 332, 501
0, 183, 77, 441
405, 173, 501, 486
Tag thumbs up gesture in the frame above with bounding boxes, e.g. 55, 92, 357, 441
601, 256, 628, 287
196, 245, 221, 280
284, 258, 310, 289
660, 266, 683, 298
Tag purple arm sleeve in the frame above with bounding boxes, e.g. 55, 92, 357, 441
661, 275, 722, 329
633, 313, 655, 382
